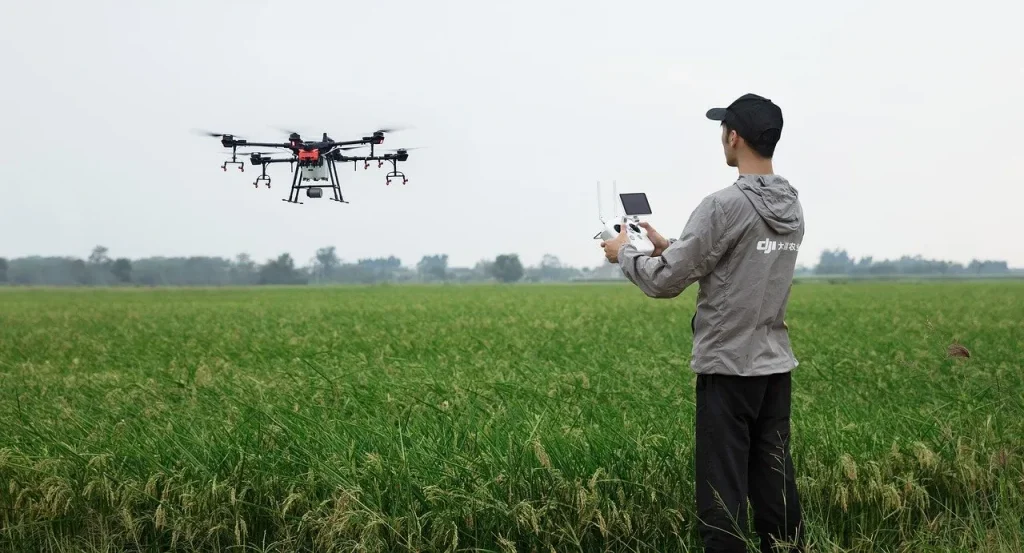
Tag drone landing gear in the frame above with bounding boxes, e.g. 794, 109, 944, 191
386, 171, 407, 186
327, 159, 348, 203
222, 146, 244, 172
222, 160, 243, 172
385, 159, 407, 185
253, 163, 271, 188
283, 162, 304, 205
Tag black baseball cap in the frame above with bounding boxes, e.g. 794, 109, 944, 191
706, 93, 783, 147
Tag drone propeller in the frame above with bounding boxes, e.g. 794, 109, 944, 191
272, 126, 341, 143
271, 126, 305, 136
192, 128, 242, 139
385, 146, 427, 152
368, 125, 414, 136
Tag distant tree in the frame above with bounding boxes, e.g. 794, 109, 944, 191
811, 248, 1010, 277
540, 254, 561, 269
231, 253, 258, 285
417, 254, 449, 281
81, 246, 114, 285
358, 256, 402, 271
968, 259, 1009, 274
315, 246, 341, 281
870, 260, 897, 275
491, 254, 524, 283
131, 256, 234, 286
589, 258, 624, 279
473, 259, 495, 280
355, 256, 404, 283
850, 256, 873, 276
0, 257, 7, 283
815, 249, 854, 275
530, 253, 581, 281
88, 246, 111, 267
329, 257, 403, 284
70, 259, 92, 285
258, 253, 307, 285
111, 258, 132, 283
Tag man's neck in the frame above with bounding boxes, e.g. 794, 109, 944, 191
736, 157, 774, 175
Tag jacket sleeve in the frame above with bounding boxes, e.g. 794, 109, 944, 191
618, 195, 730, 298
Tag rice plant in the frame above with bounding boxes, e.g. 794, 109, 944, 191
0, 281, 1021, 552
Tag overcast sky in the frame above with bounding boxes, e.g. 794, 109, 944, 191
2, 0, 1022, 269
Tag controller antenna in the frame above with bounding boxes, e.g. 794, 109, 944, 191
612, 180, 620, 220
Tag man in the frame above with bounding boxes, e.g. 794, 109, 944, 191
600, 93, 805, 552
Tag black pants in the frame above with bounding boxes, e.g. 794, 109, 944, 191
695, 371, 803, 552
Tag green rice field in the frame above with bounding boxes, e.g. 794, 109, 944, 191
1, 281, 1022, 552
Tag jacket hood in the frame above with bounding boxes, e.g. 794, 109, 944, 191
734, 174, 802, 234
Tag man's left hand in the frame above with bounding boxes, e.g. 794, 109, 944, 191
600, 223, 630, 263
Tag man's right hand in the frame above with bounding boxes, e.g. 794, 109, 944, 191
639, 222, 670, 256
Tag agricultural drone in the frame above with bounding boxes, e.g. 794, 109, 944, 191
195, 127, 419, 204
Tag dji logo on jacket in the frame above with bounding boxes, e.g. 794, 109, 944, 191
757, 238, 800, 254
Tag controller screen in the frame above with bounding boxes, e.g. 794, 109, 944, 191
620, 193, 652, 216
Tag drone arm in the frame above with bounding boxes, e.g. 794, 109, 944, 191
331, 153, 398, 161
232, 142, 293, 149
330, 139, 374, 148
327, 154, 376, 163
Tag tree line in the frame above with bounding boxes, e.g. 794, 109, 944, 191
810, 249, 1013, 276
0, 246, 621, 287
0, 246, 1014, 287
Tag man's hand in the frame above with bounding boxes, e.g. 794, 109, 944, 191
600, 223, 630, 263
639, 222, 671, 256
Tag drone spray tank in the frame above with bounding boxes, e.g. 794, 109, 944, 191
300, 162, 330, 184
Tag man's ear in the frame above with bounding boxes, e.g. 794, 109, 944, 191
728, 130, 742, 149
722, 126, 736, 147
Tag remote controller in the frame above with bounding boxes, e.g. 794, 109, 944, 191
599, 216, 655, 255
593, 182, 656, 255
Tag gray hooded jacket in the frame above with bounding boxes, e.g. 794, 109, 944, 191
618, 174, 804, 376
